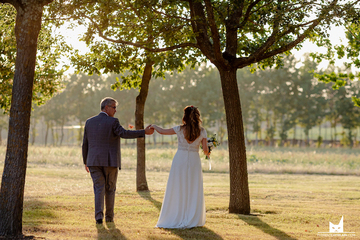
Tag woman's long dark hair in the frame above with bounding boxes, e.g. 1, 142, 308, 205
181, 106, 202, 142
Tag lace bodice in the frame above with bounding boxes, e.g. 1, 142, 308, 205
173, 125, 207, 152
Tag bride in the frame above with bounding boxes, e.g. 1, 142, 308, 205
151, 106, 209, 229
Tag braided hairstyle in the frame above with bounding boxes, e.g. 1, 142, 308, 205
181, 106, 202, 142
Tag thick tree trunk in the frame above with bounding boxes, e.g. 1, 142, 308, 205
0, 1, 46, 237
135, 60, 153, 191
219, 68, 250, 214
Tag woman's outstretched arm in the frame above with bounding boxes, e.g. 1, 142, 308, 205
151, 124, 176, 135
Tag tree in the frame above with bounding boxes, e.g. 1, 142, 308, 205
297, 56, 327, 146
0, 0, 56, 237
0, 4, 68, 112
335, 81, 360, 147
94, 0, 360, 214
157, 0, 359, 214
52, 0, 360, 214
314, 17, 360, 107
52, 0, 200, 191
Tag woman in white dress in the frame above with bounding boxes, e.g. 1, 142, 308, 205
151, 106, 209, 229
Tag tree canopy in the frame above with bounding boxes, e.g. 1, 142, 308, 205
0, 3, 69, 112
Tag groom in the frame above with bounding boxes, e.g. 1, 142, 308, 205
82, 97, 153, 224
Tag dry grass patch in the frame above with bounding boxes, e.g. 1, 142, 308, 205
0, 146, 359, 239
10, 169, 359, 239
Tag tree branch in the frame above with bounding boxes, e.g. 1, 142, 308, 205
234, 0, 352, 68
0, 0, 13, 3
237, 0, 263, 30
234, 19, 320, 68
188, 0, 216, 62
204, 0, 222, 61
82, 13, 198, 53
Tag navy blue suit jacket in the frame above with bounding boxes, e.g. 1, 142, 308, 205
82, 112, 145, 169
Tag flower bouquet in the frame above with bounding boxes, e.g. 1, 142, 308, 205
204, 134, 219, 170
206, 134, 219, 159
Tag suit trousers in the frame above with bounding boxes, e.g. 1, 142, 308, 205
89, 166, 118, 221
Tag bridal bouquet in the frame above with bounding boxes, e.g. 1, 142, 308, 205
205, 134, 219, 159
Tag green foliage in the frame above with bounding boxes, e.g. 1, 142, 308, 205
314, 11, 360, 107
317, 136, 323, 148
0, 4, 70, 112
49, 0, 201, 91
340, 131, 351, 147
352, 96, 360, 107
33, 54, 360, 146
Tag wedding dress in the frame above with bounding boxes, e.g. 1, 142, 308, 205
156, 125, 206, 229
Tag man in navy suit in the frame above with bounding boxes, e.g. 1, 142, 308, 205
82, 97, 153, 224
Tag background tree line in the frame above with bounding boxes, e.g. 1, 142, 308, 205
1, 54, 359, 148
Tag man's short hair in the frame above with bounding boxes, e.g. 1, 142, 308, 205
100, 97, 118, 110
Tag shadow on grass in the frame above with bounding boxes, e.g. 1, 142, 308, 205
138, 191, 224, 240
23, 199, 57, 227
237, 214, 297, 240
96, 222, 127, 240
21, 199, 57, 239
138, 191, 162, 210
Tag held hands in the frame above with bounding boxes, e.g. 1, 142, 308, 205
149, 124, 159, 133
145, 125, 155, 135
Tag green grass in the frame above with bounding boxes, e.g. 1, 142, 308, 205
0, 146, 360, 239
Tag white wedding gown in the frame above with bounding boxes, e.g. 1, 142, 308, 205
156, 125, 207, 229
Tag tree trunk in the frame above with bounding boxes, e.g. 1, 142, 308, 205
265, 110, 269, 146
0, 1, 48, 237
306, 131, 310, 147
330, 121, 333, 148
51, 124, 55, 146
135, 60, 153, 191
153, 133, 156, 146
0, 126, 2, 145
44, 121, 49, 146
292, 125, 296, 147
60, 119, 64, 146
318, 124, 322, 148
255, 131, 258, 146
219, 68, 250, 214
334, 119, 337, 146
324, 122, 327, 146
30, 118, 37, 145
77, 119, 82, 144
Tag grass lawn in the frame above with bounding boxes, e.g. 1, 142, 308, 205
0, 146, 359, 239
